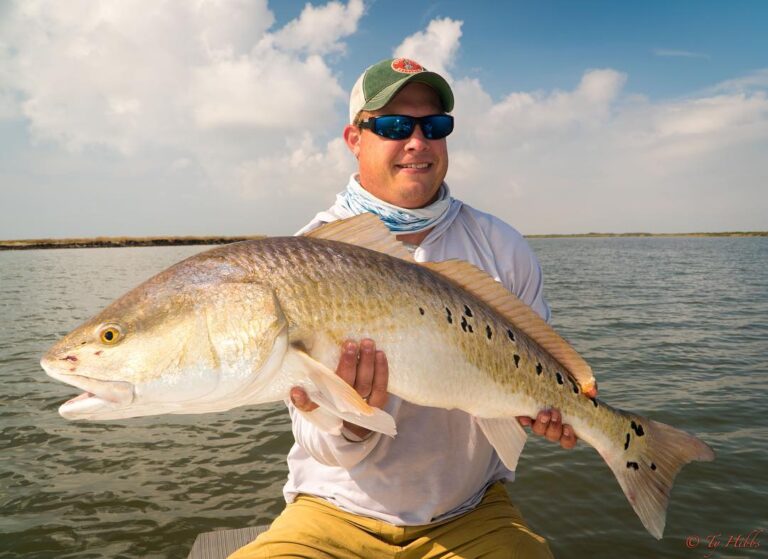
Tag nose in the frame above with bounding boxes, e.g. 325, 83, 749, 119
404, 124, 430, 151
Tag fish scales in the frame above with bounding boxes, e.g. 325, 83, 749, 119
41, 215, 714, 540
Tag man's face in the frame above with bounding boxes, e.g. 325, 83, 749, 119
344, 82, 449, 209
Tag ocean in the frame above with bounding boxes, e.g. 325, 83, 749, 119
1, 237, 766, 558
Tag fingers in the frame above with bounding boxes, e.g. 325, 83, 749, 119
521, 408, 578, 450
289, 387, 318, 412
560, 424, 578, 450
543, 408, 562, 442
367, 350, 389, 409
354, 340, 376, 399
336, 340, 359, 386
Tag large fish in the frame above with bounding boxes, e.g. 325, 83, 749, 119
41, 214, 714, 539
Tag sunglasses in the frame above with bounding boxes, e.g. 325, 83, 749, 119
358, 114, 454, 140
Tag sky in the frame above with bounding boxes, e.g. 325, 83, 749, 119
1, 0, 767, 239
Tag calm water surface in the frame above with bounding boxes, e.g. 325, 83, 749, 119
1, 238, 766, 558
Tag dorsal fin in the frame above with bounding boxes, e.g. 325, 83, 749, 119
303, 214, 415, 262
423, 259, 597, 396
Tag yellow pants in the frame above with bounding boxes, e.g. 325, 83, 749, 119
228, 482, 554, 559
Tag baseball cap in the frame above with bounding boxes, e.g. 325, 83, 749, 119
348, 58, 454, 124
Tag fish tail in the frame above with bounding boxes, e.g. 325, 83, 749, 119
597, 415, 715, 539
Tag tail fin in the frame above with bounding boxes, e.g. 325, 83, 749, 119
600, 416, 714, 539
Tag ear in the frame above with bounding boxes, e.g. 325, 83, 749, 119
343, 124, 361, 158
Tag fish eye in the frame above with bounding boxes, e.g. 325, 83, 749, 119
99, 325, 122, 345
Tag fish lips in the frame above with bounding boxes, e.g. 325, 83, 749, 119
41, 357, 135, 419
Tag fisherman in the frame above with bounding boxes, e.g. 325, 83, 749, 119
230, 58, 578, 559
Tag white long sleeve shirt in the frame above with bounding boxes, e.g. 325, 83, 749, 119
284, 199, 551, 526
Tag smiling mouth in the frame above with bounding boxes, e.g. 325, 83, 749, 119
396, 162, 432, 170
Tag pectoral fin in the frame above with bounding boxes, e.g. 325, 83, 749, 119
283, 349, 397, 437
476, 417, 528, 471
293, 404, 344, 436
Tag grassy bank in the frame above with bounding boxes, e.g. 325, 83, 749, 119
0, 235, 265, 251
1, 231, 766, 250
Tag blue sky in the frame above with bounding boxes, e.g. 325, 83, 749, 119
1, 0, 766, 238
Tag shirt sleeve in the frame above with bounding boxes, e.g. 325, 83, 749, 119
287, 402, 382, 469
487, 217, 552, 323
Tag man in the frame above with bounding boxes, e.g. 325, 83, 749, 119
230, 58, 578, 559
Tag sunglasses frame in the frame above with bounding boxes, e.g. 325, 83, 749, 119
358, 114, 454, 140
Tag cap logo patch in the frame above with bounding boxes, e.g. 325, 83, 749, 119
391, 58, 424, 74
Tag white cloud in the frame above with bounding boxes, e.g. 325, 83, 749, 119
272, 0, 364, 54
448, 69, 768, 233
0, 0, 356, 153
393, 18, 462, 78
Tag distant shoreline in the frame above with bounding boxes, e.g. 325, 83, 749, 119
1, 231, 765, 250
0, 235, 265, 251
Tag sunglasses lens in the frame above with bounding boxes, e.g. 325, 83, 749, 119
421, 115, 454, 139
374, 116, 415, 139
367, 115, 454, 140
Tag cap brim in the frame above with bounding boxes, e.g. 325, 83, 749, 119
361, 72, 454, 114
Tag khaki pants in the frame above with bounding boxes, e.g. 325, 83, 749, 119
228, 482, 554, 559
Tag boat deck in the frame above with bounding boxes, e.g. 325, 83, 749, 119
187, 525, 268, 559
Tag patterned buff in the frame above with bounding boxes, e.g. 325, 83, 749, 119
336, 175, 453, 233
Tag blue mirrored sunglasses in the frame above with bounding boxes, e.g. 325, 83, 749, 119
358, 114, 454, 140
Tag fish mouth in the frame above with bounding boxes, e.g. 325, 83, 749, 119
41, 357, 135, 419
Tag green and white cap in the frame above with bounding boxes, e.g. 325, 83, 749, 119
349, 58, 454, 123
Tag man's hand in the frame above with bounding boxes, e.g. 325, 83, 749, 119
290, 339, 389, 439
517, 409, 578, 450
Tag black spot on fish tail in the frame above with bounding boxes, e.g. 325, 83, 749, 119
468, 323, 474, 333
555, 372, 564, 385
464, 305, 473, 317
460, 316, 468, 332
419, 307, 425, 315
513, 354, 520, 368
626, 461, 640, 471
624, 433, 630, 450
651, 462, 657, 471
631, 421, 645, 437
486, 325, 493, 339
535, 363, 543, 374
507, 329, 515, 342
445, 307, 453, 324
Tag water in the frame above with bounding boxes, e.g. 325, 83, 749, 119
1, 238, 766, 559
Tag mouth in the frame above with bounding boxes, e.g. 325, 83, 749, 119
41, 357, 134, 419
395, 162, 432, 171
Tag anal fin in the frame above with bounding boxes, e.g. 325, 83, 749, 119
476, 417, 528, 471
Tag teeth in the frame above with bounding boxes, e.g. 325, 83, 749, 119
400, 163, 429, 169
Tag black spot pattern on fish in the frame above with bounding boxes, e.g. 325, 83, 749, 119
445, 307, 453, 324
486, 325, 493, 339
513, 354, 520, 368
591, 398, 599, 408
631, 421, 645, 437
651, 463, 657, 471
464, 305, 473, 317
419, 307, 425, 316
555, 372, 564, 385
626, 461, 640, 471
507, 329, 515, 342
624, 433, 630, 450
460, 316, 468, 332
535, 363, 543, 374
570, 379, 580, 394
